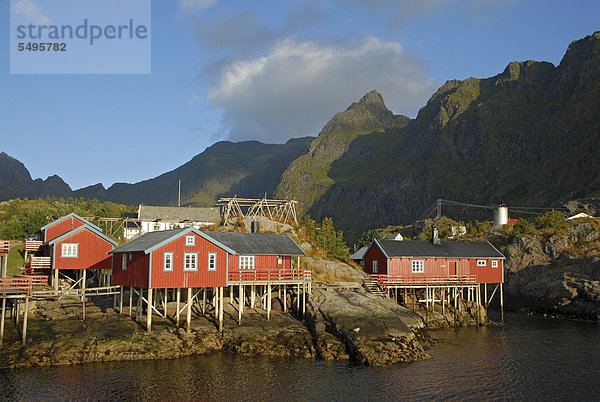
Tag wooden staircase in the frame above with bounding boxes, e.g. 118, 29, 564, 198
364, 278, 386, 297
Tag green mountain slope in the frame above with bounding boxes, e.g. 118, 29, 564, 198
305, 32, 600, 239
275, 90, 410, 212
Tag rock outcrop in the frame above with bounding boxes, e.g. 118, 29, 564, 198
495, 220, 600, 320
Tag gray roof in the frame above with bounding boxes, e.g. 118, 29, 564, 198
111, 228, 305, 256
350, 246, 368, 260
111, 228, 189, 253
375, 240, 504, 259
138, 205, 220, 222
205, 232, 306, 256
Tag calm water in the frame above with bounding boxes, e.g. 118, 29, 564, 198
1, 312, 599, 401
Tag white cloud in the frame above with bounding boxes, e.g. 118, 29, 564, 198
12, 0, 50, 25
179, 0, 216, 13
209, 37, 438, 143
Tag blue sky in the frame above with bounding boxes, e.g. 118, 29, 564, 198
1, 0, 598, 190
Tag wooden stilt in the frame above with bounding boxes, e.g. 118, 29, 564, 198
442, 288, 445, 315
187, 288, 192, 333
119, 286, 124, 315
163, 289, 168, 318
15, 299, 19, 325
22, 297, 29, 346
267, 283, 272, 321
82, 270, 87, 321
283, 284, 287, 312
54, 268, 59, 292
251, 285, 256, 308
238, 285, 243, 325
214, 287, 218, 318
302, 282, 306, 317
176, 288, 181, 325
137, 288, 143, 322
500, 283, 504, 324
218, 287, 224, 332
1, 298, 6, 345
202, 287, 206, 314
230, 286, 234, 304
296, 284, 300, 313
129, 286, 133, 317
146, 288, 153, 333
412, 288, 415, 312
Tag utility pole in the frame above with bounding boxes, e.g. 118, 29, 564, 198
178, 180, 181, 207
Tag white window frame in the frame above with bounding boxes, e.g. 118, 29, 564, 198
61, 243, 78, 258
122, 254, 128, 271
239, 255, 255, 270
208, 253, 217, 271
277, 256, 283, 265
372, 260, 378, 273
477, 260, 487, 267
491, 260, 498, 268
153, 223, 161, 231
164, 252, 173, 272
184, 253, 198, 271
185, 235, 195, 246
411, 259, 424, 273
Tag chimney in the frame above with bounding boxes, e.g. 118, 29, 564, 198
251, 220, 260, 234
432, 227, 441, 245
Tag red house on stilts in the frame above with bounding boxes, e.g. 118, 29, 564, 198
110, 227, 308, 333
364, 229, 505, 312
28, 213, 118, 290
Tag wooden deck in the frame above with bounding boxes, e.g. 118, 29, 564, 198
24, 240, 43, 252
371, 274, 477, 289
0, 241, 9, 255
227, 269, 311, 285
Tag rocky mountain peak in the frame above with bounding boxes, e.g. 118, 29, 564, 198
358, 90, 385, 105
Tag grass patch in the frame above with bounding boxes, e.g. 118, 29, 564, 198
7, 241, 24, 277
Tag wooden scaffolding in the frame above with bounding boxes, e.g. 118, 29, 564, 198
217, 195, 298, 225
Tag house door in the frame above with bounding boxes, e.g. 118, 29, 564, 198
448, 261, 457, 276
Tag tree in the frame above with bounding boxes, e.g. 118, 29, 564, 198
358, 229, 381, 248
512, 218, 536, 236
536, 210, 566, 229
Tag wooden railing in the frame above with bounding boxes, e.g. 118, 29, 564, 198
0, 240, 9, 254
0, 275, 49, 295
371, 274, 477, 288
228, 269, 311, 282
15, 275, 48, 287
24, 240, 43, 252
29, 257, 52, 269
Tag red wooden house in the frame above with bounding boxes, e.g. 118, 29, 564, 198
364, 237, 505, 284
28, 213, 118, 287
110, 228, 306, 289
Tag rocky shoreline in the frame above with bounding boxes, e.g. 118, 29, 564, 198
0, 288, 487, 369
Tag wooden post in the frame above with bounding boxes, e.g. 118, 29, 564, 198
22, 297, 29, 346
146, 288, 153, 333
412, 288, 415, 312
0, 298, 6, 345
54, 268, 59, 292
119, 286, 124, 315
302, 282, 306, 317
267, 283, 272, 321
218, 287, 224, 333
230, 286, 234, 304
296, 284, 300, 313
82, 273, 87, 320
138, 288, 143, 322
251, 285, 256, 308
442, 288, 445, 315
187, 288, 192, 333
15, 299, 19, 325
238, 285, 243, 325
129, 286, 133, 317
163, 289, 168, 318
283, 284, 287, 312
500, 283, 504, 324
214, 287, 218, 319
202, 288, 206, 314
176, 288, 181, 325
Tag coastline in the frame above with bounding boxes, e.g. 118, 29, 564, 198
0, 288, 487, 369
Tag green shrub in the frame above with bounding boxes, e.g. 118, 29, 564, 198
535, 210, 566, 229
512, 218, 536, 236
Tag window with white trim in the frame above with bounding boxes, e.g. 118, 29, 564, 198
477, 260, 487, 267
184, 253, 198, 271
153, 223, 161, 231
208, 253, 217, 271
491, 260, 498, 268
411, 259, 424, 273
185, 235, 195, 246
240, 255, 255, 269
164, 252, 173, 271
372, 260, 378, 273
122, 253, 127, 270
278, 256, 283, 265
61, 243, 78, 258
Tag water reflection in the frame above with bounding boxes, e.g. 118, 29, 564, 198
1, 313, 599, 400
